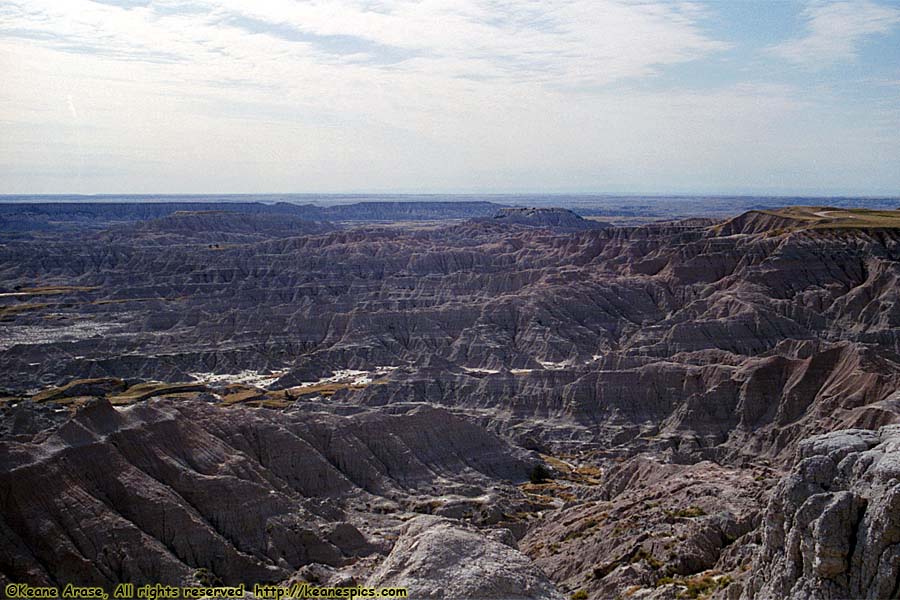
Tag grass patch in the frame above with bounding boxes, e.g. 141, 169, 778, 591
193, 568, 223, 588
278, 381, 368, 398
761, 207, 900, 230
0, 302, 49, 318
32, 378, 127, 403
543, 455, 573, 475
562, 516, 605, 542
631, 548, 664, 569
219, 385, 268, 406
109, 382, 207, 405
656, 573, 732, 599
92, 297, 177, 305
18, 285, 99, 295
665, 506, 706, 519
574, 464, 602, 479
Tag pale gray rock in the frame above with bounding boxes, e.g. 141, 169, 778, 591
520, 458, 769, 600
744, 426, 900, 599
4, 205, 900, 599
367, 515, 564, 600
0, 398, 534, 590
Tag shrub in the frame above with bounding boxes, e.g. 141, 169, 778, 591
193, 568, 223, 587
655, 572, 732, 599
571, 590, 588, 600
681, 573, 730, 598
631, 548, 664, 569
530, 463, 551, 484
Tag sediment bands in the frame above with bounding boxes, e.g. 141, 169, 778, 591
2, 204, 900, 599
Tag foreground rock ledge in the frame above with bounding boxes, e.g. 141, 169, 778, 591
743, 425, 900, 600
367, 515, 563, 600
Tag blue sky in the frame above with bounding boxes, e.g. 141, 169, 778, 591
1, 0, 899, 195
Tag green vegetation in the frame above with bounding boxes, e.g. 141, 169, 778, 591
31, 378, 127, 403
13, 285, 99, 295
562, 518, 602, 542
219, 385, 267, 406
109, 382, 206, 405
0, 302, 50, 318
631, 548, 664, 569
760, 207, 900, 230
665, 505, 706, 519
529, 463, 552, 484
271, 381, 369, 401
193, 568, 223, 587
571, 590, 588, 600
656, 573, 732, 599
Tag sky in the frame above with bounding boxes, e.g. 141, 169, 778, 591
1, 0, 899, 196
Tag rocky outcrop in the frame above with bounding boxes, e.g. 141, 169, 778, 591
367, 515, 563, 599
485, 207, 610, 230
2, 208, 900, 464
742, 426, 900, 599
30, 377, 127, 402
713, 209, 810, 236
3, 203, 900, 599
0, 398, 534, 589
520, 458, 771, 599
349, 339, 900, 464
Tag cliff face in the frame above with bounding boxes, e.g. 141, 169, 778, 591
3, 204, 900, 598
0, 397, 536, 589
483, 207, 610, 230
367, 516, 563, 600
743, 426, 900, 600
350, 339, 900, 463
4, 208, 898, 461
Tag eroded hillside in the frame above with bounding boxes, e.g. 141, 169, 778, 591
2, 204, 900, 599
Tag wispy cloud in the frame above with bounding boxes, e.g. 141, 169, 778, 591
0, 1, 898, 194
770, 0, 900, 66
0, 0, 732, 188
1, 0, 730, 86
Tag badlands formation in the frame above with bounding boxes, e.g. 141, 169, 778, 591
1, 202, 900, 599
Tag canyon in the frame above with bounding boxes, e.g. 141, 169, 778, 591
1, 201, 900, 599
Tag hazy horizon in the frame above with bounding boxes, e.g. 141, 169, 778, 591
2, 192, 899, 204
2, 1, 900, 196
